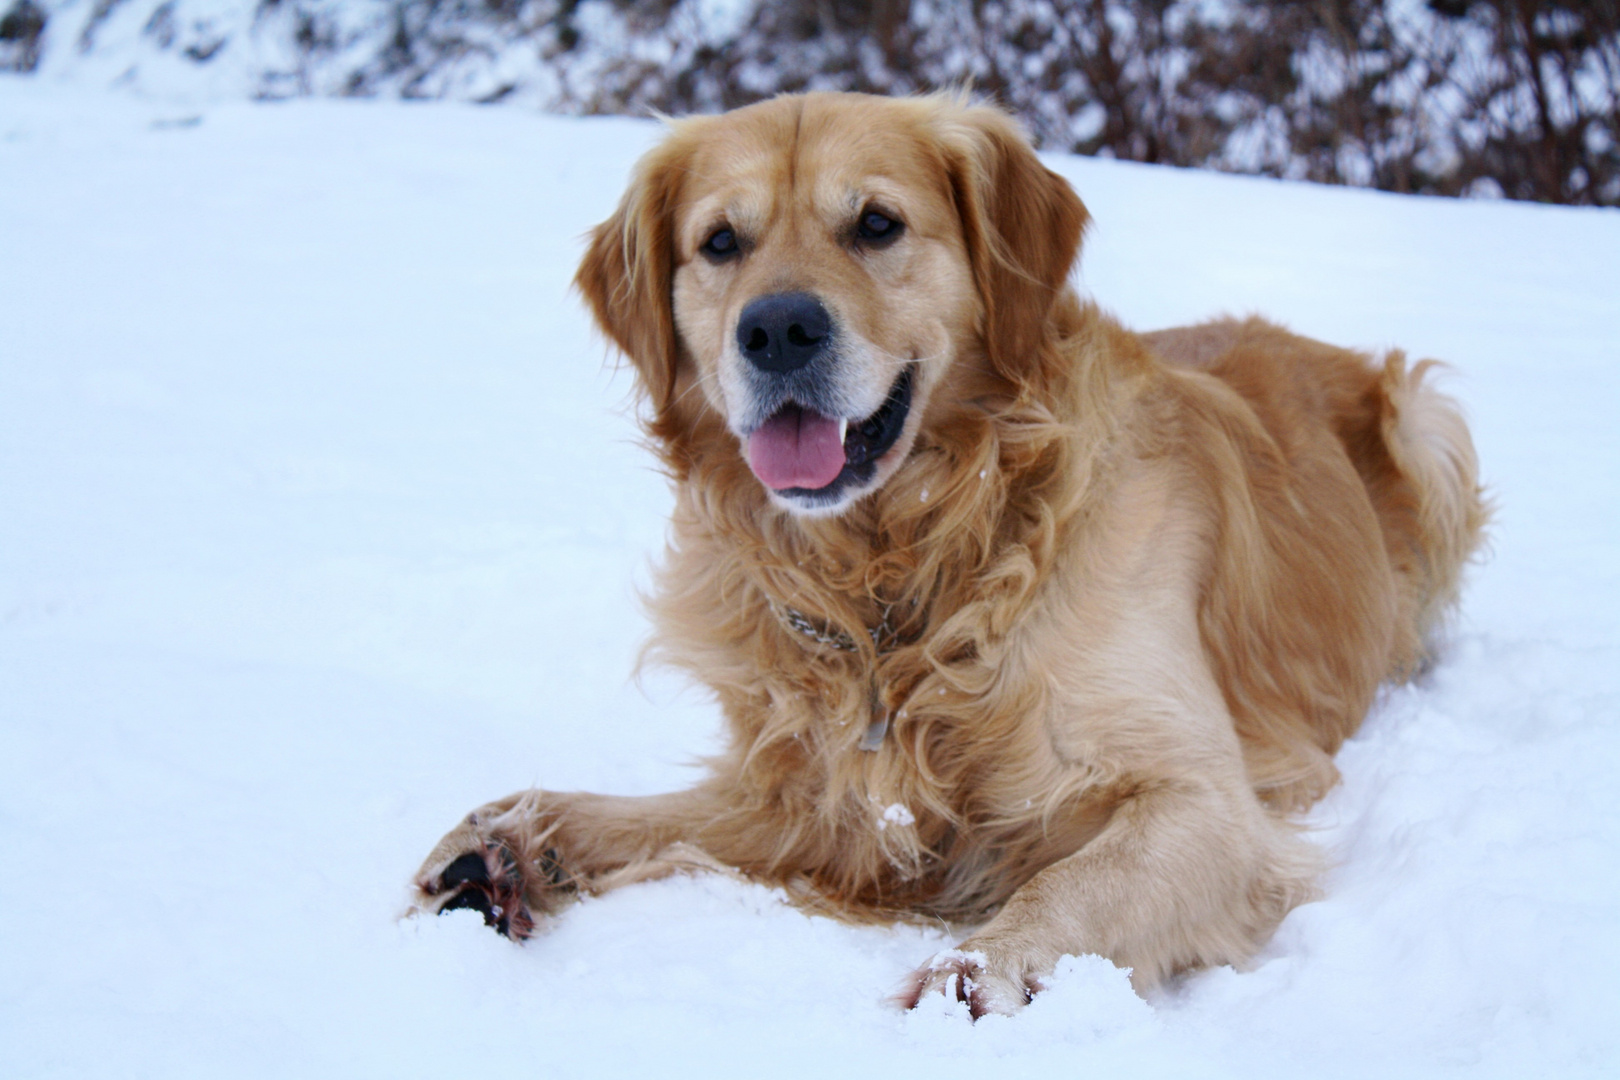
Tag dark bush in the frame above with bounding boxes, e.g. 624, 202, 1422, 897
13, 0, 1619, 205
0, 0, 47, 72
543, 0, 1619, 206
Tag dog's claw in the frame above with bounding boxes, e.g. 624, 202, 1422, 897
900, 948, 1032, 1019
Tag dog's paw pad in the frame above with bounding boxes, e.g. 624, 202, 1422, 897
439, 852, 492, 890
427, 844, 535, 940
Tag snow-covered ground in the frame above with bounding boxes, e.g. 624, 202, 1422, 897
2, 79, 1618, 1078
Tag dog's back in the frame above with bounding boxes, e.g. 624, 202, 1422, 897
1146, 318, 1488, 806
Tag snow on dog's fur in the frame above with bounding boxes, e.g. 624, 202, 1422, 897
412, 92, 1486, 1017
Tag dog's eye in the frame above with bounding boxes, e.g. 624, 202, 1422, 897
856, 210, 903, 244
702, 227, 739, 261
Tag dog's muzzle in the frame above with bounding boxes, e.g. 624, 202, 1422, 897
733, 291, 915, 508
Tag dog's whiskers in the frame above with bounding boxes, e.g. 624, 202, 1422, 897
663, 362, 723, 412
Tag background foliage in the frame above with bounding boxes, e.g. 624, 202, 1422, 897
5, 0, 1617, 204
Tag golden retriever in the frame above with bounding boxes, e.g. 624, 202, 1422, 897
411, 92, 1486, 1016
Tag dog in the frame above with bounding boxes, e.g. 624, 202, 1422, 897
411, 92, 1486, 1016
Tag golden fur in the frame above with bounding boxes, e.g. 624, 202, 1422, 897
412, 92, 1486, 1016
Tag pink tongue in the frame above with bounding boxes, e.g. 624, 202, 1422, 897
747, 407, 846, 491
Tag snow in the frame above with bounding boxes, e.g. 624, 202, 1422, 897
3, 79, 1619, 1077
880, 802, 917, 829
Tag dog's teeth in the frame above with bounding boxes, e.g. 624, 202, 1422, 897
838, 418, 849, 444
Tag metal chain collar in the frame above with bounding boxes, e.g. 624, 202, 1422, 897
767, 600, 901, 654
766, 598, 906, 752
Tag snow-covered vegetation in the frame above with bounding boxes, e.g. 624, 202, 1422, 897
5, 0, 1619, 204
2, 79, 1617, 1075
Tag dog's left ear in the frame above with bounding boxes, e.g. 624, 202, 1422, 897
940, 103, 1090, 385
574, 136, 691, 430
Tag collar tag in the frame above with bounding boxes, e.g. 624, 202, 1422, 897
767, 598, 904, 751
858, 711, 890, 751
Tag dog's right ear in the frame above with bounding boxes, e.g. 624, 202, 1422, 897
574, 137, 690, 428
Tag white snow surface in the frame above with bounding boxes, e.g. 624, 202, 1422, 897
3, 80, 1619, 1078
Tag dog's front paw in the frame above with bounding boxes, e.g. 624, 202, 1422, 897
898, 944, 1044, 1019
411, 808, 568, 940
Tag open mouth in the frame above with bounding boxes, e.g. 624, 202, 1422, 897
746, 366, 915, 498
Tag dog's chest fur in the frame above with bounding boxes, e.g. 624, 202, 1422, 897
648, 407, 1144, 916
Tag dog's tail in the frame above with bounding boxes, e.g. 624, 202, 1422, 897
1369, 353, 1490, 672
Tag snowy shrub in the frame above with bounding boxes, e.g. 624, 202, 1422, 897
1191, 1, 1620, 204
9, 0, 1619, 205
1, 0, 47, 71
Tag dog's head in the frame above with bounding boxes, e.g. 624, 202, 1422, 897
576, 93, 1088, 517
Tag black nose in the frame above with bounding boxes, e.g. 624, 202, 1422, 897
736, 292, 832, 373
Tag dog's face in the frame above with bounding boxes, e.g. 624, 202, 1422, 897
667, 101, 978, 514
577, 93, 1088, 517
